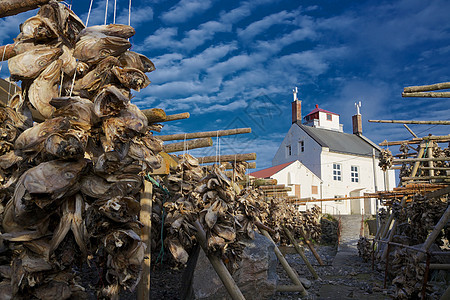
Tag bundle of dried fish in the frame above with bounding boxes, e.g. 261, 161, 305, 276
2, 1, 162, 298
357, 237, 371, 262
378, 149, 393, 171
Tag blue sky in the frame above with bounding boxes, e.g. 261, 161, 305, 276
1, 0, 449, 170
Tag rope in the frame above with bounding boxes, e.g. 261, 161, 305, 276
0, 45, 7, 73
113, 0, 117, 24
59, 70, 64, 97
128, 0, 132, 26
85, 0, 94, 26
146, 174, 170, 265
69, 68, 77, 97
104, 0, 109, 25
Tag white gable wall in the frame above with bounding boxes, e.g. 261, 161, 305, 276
271, 160, 322, 199
318, 111, 341, 131
272, 124, 322, 178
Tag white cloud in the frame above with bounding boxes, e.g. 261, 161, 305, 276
161, 0, 213, 24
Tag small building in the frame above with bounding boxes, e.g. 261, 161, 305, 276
251, 89, 396, 215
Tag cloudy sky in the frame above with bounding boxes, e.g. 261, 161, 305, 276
1, 0, 449, 170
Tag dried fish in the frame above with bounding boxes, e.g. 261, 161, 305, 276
118, 51, 155, 73
78, 24, 136, 39
112, 66, 150, 91
74, 34, 131, 64
8, 47, 62, 80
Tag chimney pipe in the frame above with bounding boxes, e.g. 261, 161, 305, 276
352, 101, 362, 135
292, 87, 301, 124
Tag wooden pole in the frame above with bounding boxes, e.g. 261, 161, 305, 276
402, 91, 450, 98
403, 124, 418, 138
404, 82, 450, 93
410, 143, 426, 178
369, 120, 450, 125
393, 157, 449, 164
163, 137, 213, 153
282, 226, 319, 279
427, 146, 435, 178
138, 180, 152, 300
197, 153, 256, 164
164, 112, 190, 122
298, 228, 324, 266
203, 162, 256, 170
0, 0, 50, 18
142, 108, 166, 123
260, 229, 307, 297
417, 205, 450, 261
259, 184, 287, 190
381, 196, 407, 260
157, 128, 251, 141
193, 221, 245, 300
0, 44, 16, 61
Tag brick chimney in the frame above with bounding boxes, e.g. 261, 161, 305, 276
291, 87, 301, 124
352, 101, 362, 135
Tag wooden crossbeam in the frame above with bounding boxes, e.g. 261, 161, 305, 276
157, 128, 251, 141
369, 120, 450, 125
404, 82, 450, 93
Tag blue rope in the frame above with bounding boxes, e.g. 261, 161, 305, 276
146, 174, 170, 265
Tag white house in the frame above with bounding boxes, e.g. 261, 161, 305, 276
251, 89, 396, 215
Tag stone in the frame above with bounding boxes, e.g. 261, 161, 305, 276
299, 277, 311, 289
191, 233, 277, 300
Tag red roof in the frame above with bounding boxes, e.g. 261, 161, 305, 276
250, 161, 295, 178
304, 104, 339, 118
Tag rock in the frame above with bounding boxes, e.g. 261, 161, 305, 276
191, 233, 277, 300
299, 277, 311, 289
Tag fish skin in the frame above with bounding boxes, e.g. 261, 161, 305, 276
73, 56, 119, 96
17, 15, 58, 41
51, 96, 98, 130
28, 59, 62, 119
74, 34, 131, 64
111, 66, 150, 91
8, 47, 63, 80
118, 51, 155, 73
78, 24, 136, 39
15, 116, 71, 152
93, 85, 130, 118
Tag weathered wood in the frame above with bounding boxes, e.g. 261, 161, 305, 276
255, 221, 276, 235
251, 178, 277, 186
163, 137, 213, 153
424, 185, 450, 199
0, 44, 16, 61
298, 228, 324, 266
158, 128, 251, 141
197, 153, 256, 164
402, 91, 450, 98
403, 124, 418, 138
393, 157, 450, 164
380, 137, 450, 146
0, 0, 50, 18
193, 221, 245, 300
403, 176, 450, 181
421, 167, 450, 170
142, 108, 166, 123
369, 120, 450, 125
410, 143, 426, 178
381, 197, 407, 260
282, 226, 319, 280
203, 162, 256, 170
260, 184, 287, 190
260, 229, 307, 297
138, 181, 152, 300
428, 146, 435, 178
418, 205, 450, 261
164, 112, 190, 122
404, 82, 450, 93
262, 187, 292, 193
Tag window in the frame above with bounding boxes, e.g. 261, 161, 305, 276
326, 113, 332, 121
333, 163, 342, 181
351, 166, 359, 183
298, 140, 304, 154
311, 185, 318, 195
286, 145, 291, 157
334, 195, 344, 203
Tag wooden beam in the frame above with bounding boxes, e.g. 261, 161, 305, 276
418, 205, 450, 261
157, 128, 251, 141
0, 0, 50, 18
197, 153, 256, 164
298, 228, 324, 266
402, 176, 450, 181
163, 137, 212, 153
402, 91, 450, 98
403, 124, 418, 138
138, 180, 152, 300
424, 185, 450, 199
259, 184, 287, 190
369, 120, 450, 125
380, 137, 450, 146
164, 112, 190, 122
0, 44, 15, 61
193, 221, 245, 300
393, 157, 450, 164
142, 108, 166, 123
404, 82, 450, 93
263, 187, 292, 193
203, 162, 256, 170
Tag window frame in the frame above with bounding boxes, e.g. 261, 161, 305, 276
333, 163, 342, 181
286, 145, 291, 157
298, 140, 304, 154
351, 165, 359, 183
326, 113, 332, 121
